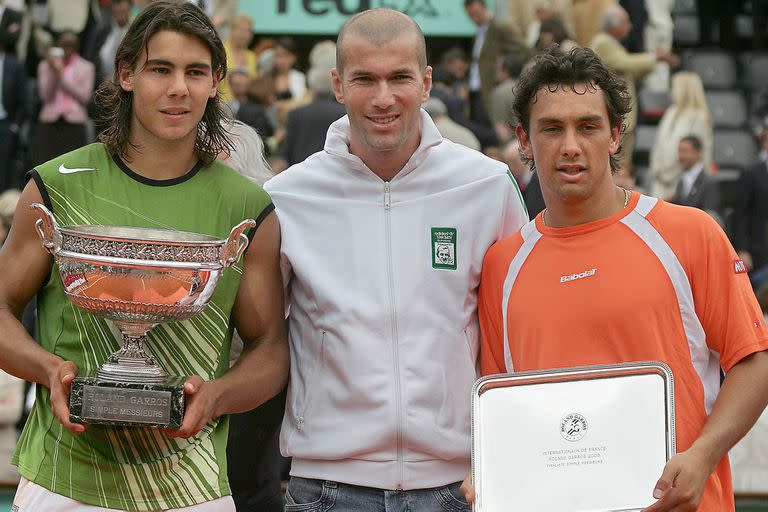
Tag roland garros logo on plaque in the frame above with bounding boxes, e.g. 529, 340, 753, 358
560, 413, 588, 442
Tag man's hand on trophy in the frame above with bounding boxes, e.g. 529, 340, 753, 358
47, 359, 87, 434
164, 375, 221, 439
642, 448, 711, 512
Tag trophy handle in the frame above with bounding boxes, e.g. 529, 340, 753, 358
220, 219, 257, 267
29, 203, 61, 254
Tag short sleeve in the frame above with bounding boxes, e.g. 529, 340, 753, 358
479, 239, 516, 376
689, 213, 768, 371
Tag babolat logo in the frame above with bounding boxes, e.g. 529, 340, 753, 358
560, 268, 598, 283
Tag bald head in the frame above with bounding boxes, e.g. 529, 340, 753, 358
336, 8, 427, 77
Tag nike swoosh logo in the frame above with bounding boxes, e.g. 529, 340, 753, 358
58, 164, 97, 174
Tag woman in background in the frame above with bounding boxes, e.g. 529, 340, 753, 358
272, 36, 306, 105
35, 32, 94, 165
220, 13, 259, 103
649, 71, 713, 199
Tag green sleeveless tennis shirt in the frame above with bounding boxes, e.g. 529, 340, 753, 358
13, 143, 274, 510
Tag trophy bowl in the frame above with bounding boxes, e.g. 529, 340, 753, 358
31, 203, 255, 428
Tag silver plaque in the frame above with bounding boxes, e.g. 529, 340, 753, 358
471, 362, 676, 512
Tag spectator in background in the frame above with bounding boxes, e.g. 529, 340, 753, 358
423, 97, 481, 151
0, 0, 23, 55
731, 123, 768, 290
308, 39, 336, 70
0, 38, 26, 192
84, 0, 132, 85
430, 66, 468, 123
219, 13, 257, 103
490, 54, 524, 144
221, 120, 274, 185
537, 16, 578, 52
45, 0, 94, 41
226, 67, 251, 118
643, 0, 674, 91
669, 135, 720, 222
431, 66, 497, 149
572, 0, 616, 46
618, 0, 646, 52
439, 47, 470, 101
237, 75, 277, 154
590, 5, 677, 174
525, 0, 559, 47
464, 0, 530, 129
649, 71, 712, 199
502, 0, 574, 45
209, 0, 237, 41
697, 0, 738, 50
502, 137, 545, 218
14, 1, 53, 79
272, 36, 306, 105
281, 47, 346, 166
35, 31, 94, 165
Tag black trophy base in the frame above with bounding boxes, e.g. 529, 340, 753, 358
70, 373, 186, 428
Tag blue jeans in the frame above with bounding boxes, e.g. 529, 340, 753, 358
284, 477, 470, 512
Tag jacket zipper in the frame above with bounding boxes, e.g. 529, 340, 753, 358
383, 181, 404, 489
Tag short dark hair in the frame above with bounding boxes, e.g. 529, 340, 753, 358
440, 47, 468, 65
501, 54, 524, 77
679, 134, 703, 152
96, 1, 231, 165
512, 46, 631, 174
464, 0, 486, 7
539, 16, 570, 46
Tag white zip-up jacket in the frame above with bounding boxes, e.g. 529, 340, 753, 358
264, 111, 528, 490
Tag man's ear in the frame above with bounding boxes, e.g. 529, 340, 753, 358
421, 65, 433, 102
331, 68, 344, 104
210, 68, 222, 99
609, 123, 621, 155
515, 124, 534, 161
118, 62, 133, 92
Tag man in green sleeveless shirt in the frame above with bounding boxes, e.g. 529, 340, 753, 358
0, 2, 288, 510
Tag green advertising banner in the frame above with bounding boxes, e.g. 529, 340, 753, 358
240, 0, 495, 37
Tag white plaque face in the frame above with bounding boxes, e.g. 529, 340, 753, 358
472, 362, 675, 512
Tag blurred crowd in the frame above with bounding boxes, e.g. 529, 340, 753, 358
1, 0, 768, 500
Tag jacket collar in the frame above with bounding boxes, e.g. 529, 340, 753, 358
323, 109, 444, 180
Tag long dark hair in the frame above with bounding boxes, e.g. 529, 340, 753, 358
97, 1, 231, 165
512, 47, 632, 174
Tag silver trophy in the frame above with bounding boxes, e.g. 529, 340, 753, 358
31, 203, 255, 428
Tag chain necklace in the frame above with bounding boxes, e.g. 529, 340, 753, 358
542, 187, 631, 227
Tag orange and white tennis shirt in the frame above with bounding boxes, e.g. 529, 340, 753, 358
479, 192, 768, 511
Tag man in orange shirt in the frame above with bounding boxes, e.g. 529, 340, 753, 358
475, 47, 768, 511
